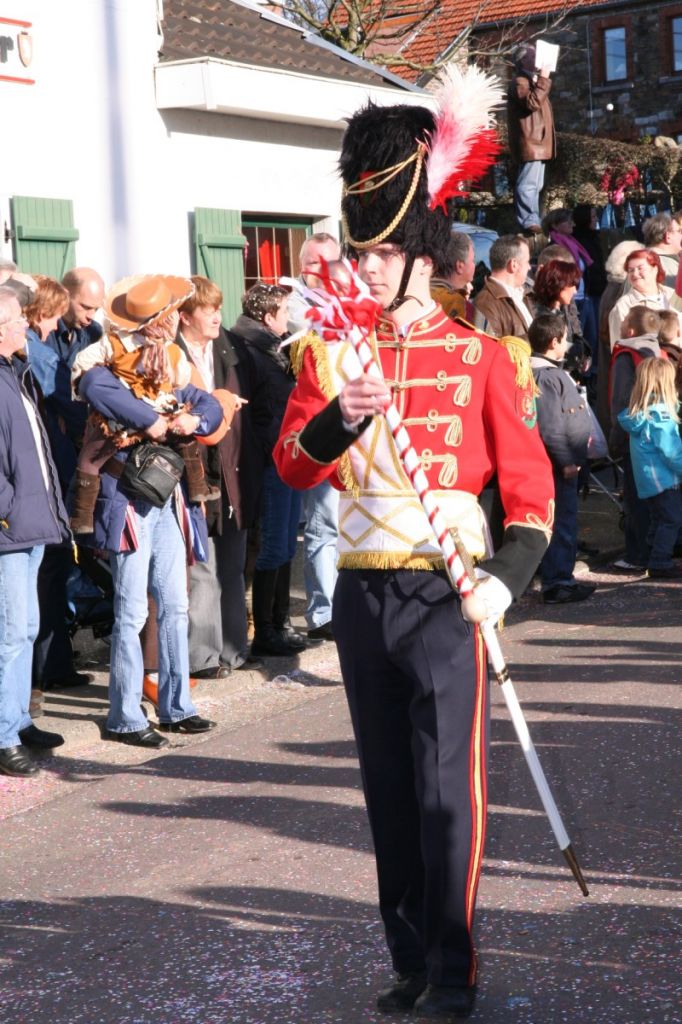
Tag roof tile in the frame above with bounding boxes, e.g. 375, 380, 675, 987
378, 0, 616, 80
160, 0, 406, 89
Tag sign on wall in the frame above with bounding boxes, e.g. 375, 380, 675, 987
0, 15, 34, 85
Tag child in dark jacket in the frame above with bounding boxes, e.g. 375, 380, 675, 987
530, 313, 596, 604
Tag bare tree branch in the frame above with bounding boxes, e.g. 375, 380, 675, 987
277, 0, 587, 75
279, 0, 439, 60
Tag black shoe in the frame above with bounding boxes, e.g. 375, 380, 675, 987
308, 622, 334, 642
190, 665, 232, 680
413, 983, 477, 1020
252, 627, 306, 657
542, 582, 596, 604
106, 726, 169, 748
275, 622, 308, 650
376, 971, 427, 1012
647, 564, 682, 579
42, 671, 94, 691
18, 724, 64, 749
0, 745, 39, 777
158, 715, 216, 734
232, 655, 265, 671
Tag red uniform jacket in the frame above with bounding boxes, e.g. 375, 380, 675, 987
274, 305, 554, 598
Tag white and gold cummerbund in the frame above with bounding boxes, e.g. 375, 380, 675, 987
315, 335, 490, 570
337, 488, 490, 571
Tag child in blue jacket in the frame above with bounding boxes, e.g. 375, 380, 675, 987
618, 357, 682, 578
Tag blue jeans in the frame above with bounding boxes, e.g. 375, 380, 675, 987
514, 160, 546, 229
302, 480, 339, 628
108, 499, 196, 733
255, 466, 301, 571
646, 488, 682, 570
0, 545, 44, 748
541, 471, 578, 590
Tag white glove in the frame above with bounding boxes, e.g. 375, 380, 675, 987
461, 569, 512, 626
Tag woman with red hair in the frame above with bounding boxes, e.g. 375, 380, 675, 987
529, 258, 590, 376
608, 249, 682, 346
24, 275, 69, 401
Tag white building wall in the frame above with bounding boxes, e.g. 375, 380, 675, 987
0, 0, 409, 286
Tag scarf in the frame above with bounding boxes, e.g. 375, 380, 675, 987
139, 312, 177, 385
549, 231, 593, 269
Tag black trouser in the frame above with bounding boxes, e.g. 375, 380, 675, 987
333, 568, 489, 988
622, 454, 650, 566
33, 543, 75, 686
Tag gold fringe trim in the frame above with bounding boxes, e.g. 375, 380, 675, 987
498, 335, 540, 396
338, 457, 359, 498
338, 551, 446, 572
296, 331, 359, 497
290, 331, 323, 379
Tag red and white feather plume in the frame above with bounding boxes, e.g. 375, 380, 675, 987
426, 64, 504, 212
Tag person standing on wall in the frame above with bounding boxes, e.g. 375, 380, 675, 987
507, 43, 555, 237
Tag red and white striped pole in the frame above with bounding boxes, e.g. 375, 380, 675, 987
292, 267, 589, 896
348, 323, 487, 622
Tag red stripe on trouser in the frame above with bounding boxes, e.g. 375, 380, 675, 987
464, 626, 488, 986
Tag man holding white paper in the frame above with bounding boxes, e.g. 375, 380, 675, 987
507, 42, 556, 235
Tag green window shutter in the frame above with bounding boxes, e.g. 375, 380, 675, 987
11, 196, 79, 278
194, 208, 246, 326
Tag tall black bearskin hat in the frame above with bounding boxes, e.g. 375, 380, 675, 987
339, 66, 504, 267
339, 102, 451, 268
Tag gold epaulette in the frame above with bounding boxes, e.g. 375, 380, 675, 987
290, 330, 322, 378
498, 334, 540, 396
291, 329, 358, 497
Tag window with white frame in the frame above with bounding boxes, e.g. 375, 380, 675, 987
673, 15, 682, 72
603, 26, 627, 81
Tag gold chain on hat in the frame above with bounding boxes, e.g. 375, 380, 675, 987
341, 144, 426, 250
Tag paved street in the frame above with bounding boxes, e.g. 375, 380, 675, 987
1, 500, 681, 1024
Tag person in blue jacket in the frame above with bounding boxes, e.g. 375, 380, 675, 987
76, 275, 224, 748
618, 356, 682, 579
0, 288, 70, 777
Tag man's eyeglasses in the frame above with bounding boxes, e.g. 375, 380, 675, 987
0, 315, 28, 328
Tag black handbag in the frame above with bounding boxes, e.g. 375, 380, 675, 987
120, 442, 185, 508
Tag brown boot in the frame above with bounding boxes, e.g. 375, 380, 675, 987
70, 470, 101, 534
175, 439, 221, 503
29, 688, 44, 719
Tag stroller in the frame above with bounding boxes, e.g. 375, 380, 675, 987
66, 547, 115, 641
583, 455, 625, 521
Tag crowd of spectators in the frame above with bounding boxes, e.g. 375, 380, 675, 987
1, 210, 681, 777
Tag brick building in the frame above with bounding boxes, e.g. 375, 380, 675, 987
385, 0, 682, 144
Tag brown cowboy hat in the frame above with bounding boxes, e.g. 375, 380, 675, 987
104, 274, 195, 332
